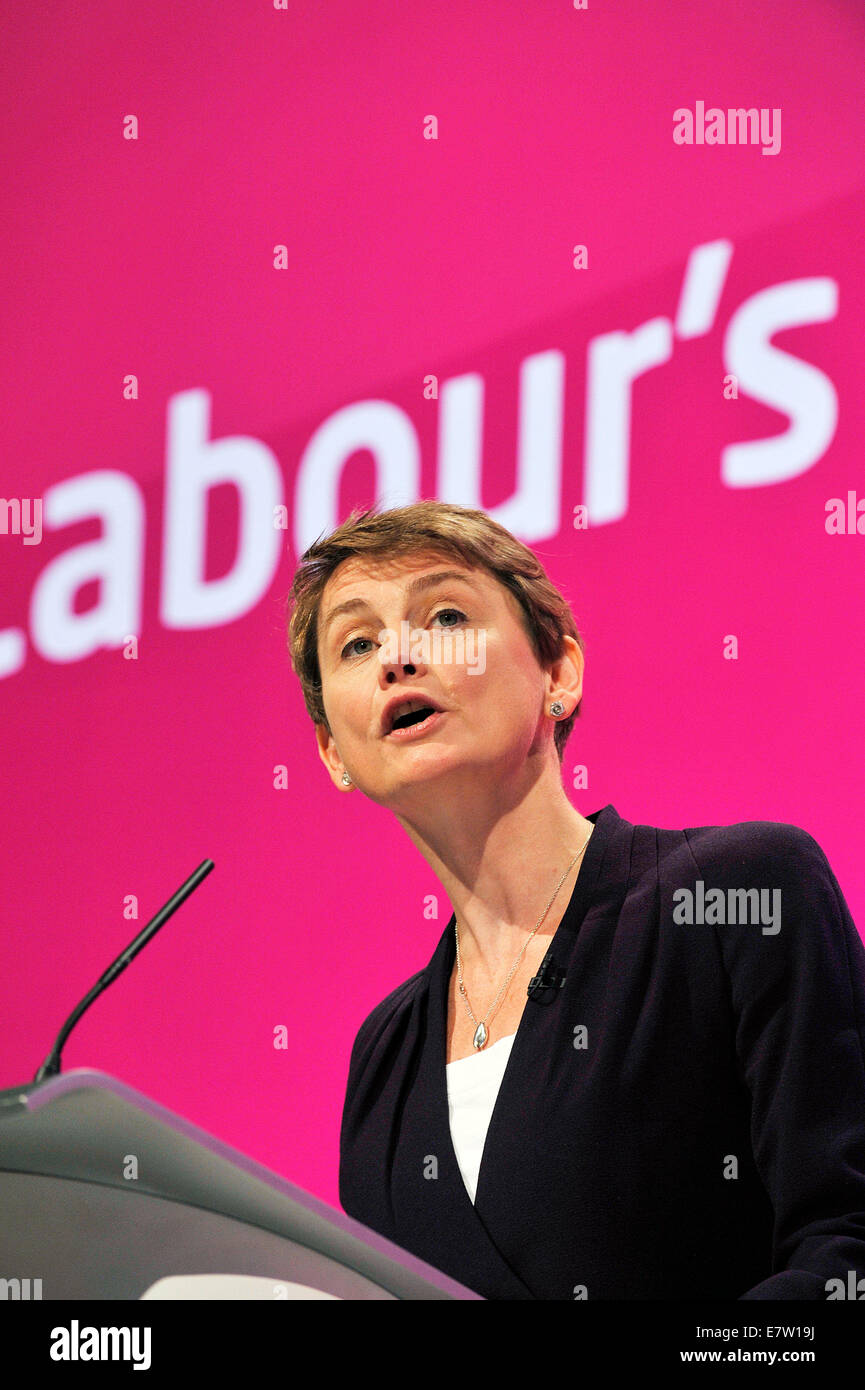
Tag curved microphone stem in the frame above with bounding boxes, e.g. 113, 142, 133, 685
34, 859, 215, 1084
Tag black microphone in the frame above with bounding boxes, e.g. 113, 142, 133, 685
30, 859, 215, 1085
527, 953, 567, 1003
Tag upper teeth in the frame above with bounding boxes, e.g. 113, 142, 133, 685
391, 699, 431, 727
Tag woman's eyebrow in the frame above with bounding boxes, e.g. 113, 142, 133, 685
321, 571, 482, 640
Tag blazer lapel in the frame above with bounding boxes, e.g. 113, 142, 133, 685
389, 919, 538, 1299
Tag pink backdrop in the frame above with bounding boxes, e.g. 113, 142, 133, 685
2, 1, 863, 1214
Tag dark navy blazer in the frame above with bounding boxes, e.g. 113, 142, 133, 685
339, 804, 865, 1299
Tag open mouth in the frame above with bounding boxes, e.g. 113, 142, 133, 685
390, 705, 437, 731
384, 706, 447, 741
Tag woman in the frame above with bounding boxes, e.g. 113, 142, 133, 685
287, 499, 865, 1301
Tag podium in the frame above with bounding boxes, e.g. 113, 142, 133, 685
0, 1069, 482, 1300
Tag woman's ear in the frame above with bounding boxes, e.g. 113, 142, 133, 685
315, 721, 351, 789
546, 636, 584, 711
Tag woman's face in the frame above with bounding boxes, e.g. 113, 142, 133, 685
314, 550, 579, 809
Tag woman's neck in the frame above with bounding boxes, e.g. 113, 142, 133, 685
395, 762, 596, 978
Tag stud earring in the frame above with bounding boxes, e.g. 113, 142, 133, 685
341, 771, 352, 785
550, 700, 565, 717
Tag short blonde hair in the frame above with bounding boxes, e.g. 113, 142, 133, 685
286, 500, 584, 764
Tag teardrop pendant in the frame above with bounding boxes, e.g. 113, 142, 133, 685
473, 1021, 488, 1050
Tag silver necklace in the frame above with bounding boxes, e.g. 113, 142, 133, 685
454, 826, 594, 1050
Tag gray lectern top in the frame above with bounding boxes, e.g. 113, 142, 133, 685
0, 1068, 483, 1300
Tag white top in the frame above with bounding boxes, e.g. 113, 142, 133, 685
445, 1033, 517, 1204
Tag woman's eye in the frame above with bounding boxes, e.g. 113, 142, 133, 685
340, 636, 374, 659
431, 607, 467, 627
